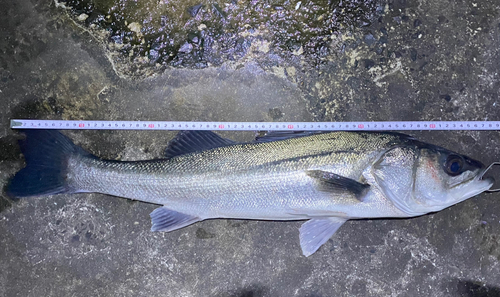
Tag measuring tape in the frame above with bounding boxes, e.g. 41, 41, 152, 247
10, 119, 500, 131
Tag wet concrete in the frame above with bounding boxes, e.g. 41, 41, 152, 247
1, 0, 500, 296
53, 0, 379, 77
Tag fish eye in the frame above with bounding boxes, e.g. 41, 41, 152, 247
445, 155, 464, 176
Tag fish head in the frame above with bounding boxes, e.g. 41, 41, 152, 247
372, 143, 494, 216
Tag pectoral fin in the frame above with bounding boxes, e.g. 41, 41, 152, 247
307, 170, 369, 200
299, 217, 347, 257
150, 207, 200, 232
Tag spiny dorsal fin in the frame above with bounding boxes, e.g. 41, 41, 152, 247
165, 131, 236, 158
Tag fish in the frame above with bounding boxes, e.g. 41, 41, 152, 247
6, 130, 494, 256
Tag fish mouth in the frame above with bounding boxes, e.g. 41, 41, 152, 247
457, 176, 494, 201
462, 166, 495, 198
478, 162, 498, 193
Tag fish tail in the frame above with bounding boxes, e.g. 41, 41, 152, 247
7, 130, 92, 199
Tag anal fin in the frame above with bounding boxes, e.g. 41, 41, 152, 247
299, 217, 347, 257
150, 207, 200, 232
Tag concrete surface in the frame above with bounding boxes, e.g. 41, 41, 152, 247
1, 0, 500, 296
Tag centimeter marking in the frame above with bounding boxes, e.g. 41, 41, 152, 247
10, 119, 500, 131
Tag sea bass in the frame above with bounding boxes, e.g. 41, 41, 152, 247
7, 130, 493, 256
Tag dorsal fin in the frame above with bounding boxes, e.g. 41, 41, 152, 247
165, 131, 236, 158
254, 131, 325, 143
254, 131, 417, 143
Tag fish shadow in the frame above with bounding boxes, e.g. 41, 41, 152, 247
0, 134, 22, 211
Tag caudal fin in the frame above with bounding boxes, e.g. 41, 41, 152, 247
7, 130, 90, 199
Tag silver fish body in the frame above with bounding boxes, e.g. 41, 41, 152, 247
7, 130, 493, 256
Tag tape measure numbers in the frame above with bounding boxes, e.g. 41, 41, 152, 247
10, 119, 500, 131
